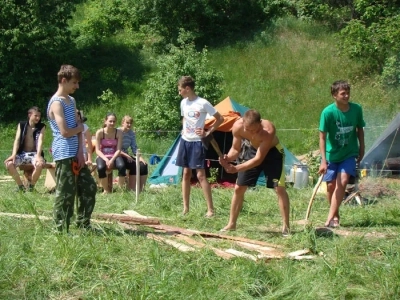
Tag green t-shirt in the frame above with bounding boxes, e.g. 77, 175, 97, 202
319, 102, 365, 163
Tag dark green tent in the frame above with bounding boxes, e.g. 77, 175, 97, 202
361, 113, 400, 169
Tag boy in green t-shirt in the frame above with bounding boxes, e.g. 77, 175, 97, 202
318, 80, 365, 228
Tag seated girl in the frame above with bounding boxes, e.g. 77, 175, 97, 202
118, 115, 148, 193
95, 113, 126, 194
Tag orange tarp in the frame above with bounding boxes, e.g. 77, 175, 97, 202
205, 111, 241, 132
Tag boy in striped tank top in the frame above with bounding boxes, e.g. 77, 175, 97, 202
47, 65, 97, 233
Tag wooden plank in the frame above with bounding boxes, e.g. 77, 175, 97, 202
19, 162, 55, 171
44, 168, 56, 191
146, 225, 283, 248
291, 255, 316, 260
234, 241, 285, 258
173, 235, 235, 260
147, 233, 196, 252
123, 210, 158, 220
287, 249, 311, 258
146, 224, 196, 235
225, 248, 257, 261
189, 229, 284, 249
0, 212, 52, 220
95, 213, 160, 225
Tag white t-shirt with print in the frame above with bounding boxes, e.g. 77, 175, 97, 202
181, 96, 217, 142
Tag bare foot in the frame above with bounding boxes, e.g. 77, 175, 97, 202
324, 218, 340, 228
220, 225, 236, 232
182, 209, 189, 215
205, 211, 214, 218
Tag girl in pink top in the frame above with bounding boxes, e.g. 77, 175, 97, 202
95, 113, 126, 194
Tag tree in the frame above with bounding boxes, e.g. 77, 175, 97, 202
136, 31, 223, 137
0, 0, 79, 120
288, 0, 400, 86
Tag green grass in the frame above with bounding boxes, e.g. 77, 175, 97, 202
208, 18, 400, 154
1, 175, 400, 299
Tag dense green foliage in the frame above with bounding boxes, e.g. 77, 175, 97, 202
136, 32, 223, 137
291, 0, 400, 86
1, 0, 399, 122
0, 0, 80, 120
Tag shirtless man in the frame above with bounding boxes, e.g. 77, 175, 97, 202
4, 106, 46, 192
219, 109, 290, 235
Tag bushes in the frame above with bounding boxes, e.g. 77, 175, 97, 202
135, 31, 223, 138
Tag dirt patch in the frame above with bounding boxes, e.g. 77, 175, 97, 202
358, 177, 398, 198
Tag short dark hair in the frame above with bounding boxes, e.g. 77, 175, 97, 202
28, 106, 40, 115
57, 64, 81, 83
178, 76, 195, 89
331, 80, 350, 96
243, 109, 261, 125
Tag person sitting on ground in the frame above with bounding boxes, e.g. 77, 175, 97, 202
95, 113, 126, 194
118, 115, 148, 193
76, 109, 93, 167
4, 106, 46, 192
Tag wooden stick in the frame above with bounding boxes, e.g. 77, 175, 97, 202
135, 149, 141, 203
342, 191, 359, 204
210, 138, 223, 157
305, 174, 324, 221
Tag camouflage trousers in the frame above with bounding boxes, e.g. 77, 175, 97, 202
53, 158, 96, 232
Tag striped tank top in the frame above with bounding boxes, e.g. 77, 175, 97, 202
47, 96, 79, 161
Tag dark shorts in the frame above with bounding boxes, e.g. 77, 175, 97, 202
123, 156, 149, 175
237, 140, 286, 188
175, 139, 206, 169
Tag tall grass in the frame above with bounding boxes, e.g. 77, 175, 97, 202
208, 18, 400, 154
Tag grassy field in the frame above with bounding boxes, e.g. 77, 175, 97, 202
1, 18, 400, 299
0, 175, 399, 299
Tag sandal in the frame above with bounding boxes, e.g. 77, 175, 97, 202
325, 218, 340, 228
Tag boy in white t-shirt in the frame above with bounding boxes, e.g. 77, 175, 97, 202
176, 76, 224, 217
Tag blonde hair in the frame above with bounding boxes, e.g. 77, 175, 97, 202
121, 115, 133, 125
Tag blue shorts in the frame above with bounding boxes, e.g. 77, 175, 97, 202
323, 156, 356, 182
175, 139, 206, 169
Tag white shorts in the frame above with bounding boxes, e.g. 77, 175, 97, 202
15, 152, 41, 167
